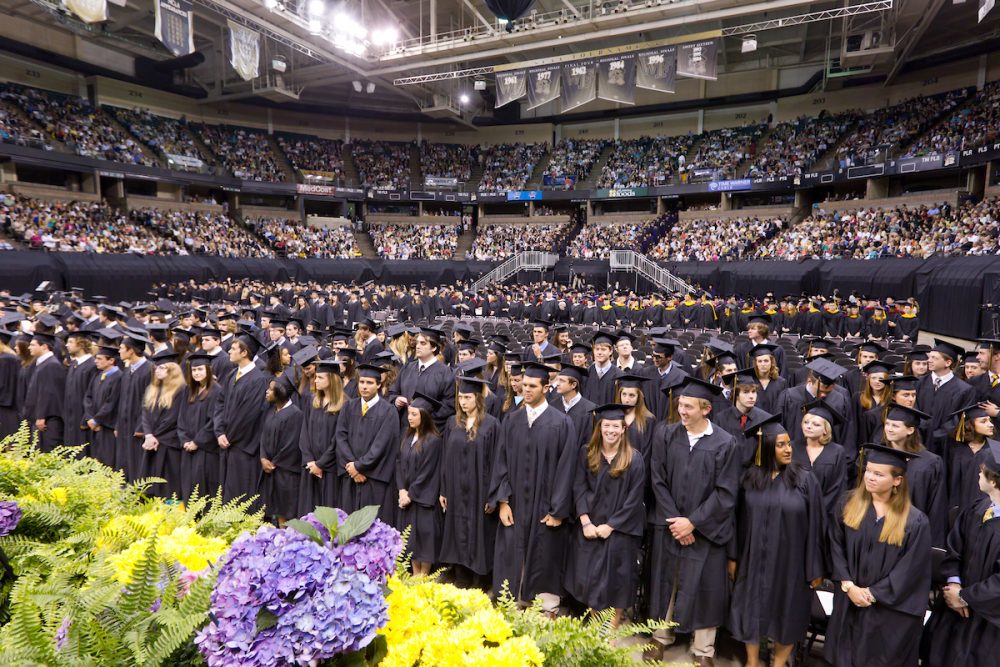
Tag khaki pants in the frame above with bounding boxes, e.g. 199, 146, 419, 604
652, 578, 717, 658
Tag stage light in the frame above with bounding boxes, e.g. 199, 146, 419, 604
371, 26, 399, 46
307, 0, 325, 16
473, 79, 486, 91
308, 18, 322, 34
366, 82, 375, 94
271, 56, 287, 72
742, 35, 757, 53
264, 0, 278, 10
459, 93, 470, 105
352, 80, 363, 92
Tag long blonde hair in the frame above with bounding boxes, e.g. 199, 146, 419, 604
615, 386, 654, 433
842, 469, 912, 547
860, 373, 891, 411
586, 420, 634, 478
389, 334, 411, 364
143, 362, 185, 410
312, 370, 345, 414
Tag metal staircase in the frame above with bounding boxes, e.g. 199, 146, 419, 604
470, 251, 560, 291
609, 250, 696, 295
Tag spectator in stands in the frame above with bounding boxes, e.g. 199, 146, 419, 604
110, 107, 207, 167
682, 124, 766, 180
369, 223, 459, 260
568, 215, 670, 259
253, 217, 358, 258
903, 82, 1000, 158
746, 112, 858, 179
352, 140, 412, 190
648, 215, 785, 262
597, 135, 697, 188
478, 142, 548, 193
542, 139, 606, 188
420, 142, 477, 183
277, 134, 345, 183
197, 124, 284, 181
469, 222, 572, 260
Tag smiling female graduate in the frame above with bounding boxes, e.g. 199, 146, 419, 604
564, 404, 646, 628
729, 412, 825, 667
825, 443, 932, 667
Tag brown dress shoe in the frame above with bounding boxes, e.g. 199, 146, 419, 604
695, 657, 716, 667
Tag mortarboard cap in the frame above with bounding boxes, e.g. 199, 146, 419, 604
315, 359, 343, 375
888, 374, 920, 392
31, 331, 56, 347
885, 403, 929, 427
803, 399, 845, 426
453, 322, 475, 337
932, 338, 965, 362
187, 352, 212, 367
457, 358, 488, 376
151, 349, 179, 365
95, 345, 119, 359
522, 361, 553, 381
861, 359, 895, 375
457, 376, 490, 393
860, 443, 919, 472
749, 343, 779, 358
292, 346, 319, 367
409, 392, 442, 414
570, 342, 592, 355
676, 376, 724, 401
905, 345, 931, 361
616, 374, 648, 390
806, 358, 845, 384
357, 363, 387, 380
558, 363, 589, 384
530, 319, 552, 331
592, 403, 628, 421
357, 317, 379, 332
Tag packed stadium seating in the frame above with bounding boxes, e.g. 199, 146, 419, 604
368, 223, 460, 259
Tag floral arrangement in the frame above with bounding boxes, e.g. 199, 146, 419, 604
380, 575, 543, 667
0, 501, 20, 537
196, 506, 402, 667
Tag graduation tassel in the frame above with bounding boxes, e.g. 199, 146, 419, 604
731, 378, 739, 405
754, 430, 763, 467
956, 412, 966, 441
857, 448, 865, 479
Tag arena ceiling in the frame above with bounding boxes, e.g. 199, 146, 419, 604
3, 0, 1000, 119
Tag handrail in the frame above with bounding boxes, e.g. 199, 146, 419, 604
471, 251, 559, 291
609, 250, 696, 295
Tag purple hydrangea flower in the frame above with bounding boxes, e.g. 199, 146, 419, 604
195, 525, 388, 667
300, 511, 402, 584
0, 501, 21, 537
54, 616, 71, 651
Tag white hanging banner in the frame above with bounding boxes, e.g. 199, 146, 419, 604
228, 20, 261, 82
62, 0, 108, 23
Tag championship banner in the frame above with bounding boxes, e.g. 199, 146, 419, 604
62, 0, 107, 23
635, 46, 677, 94
155, 0, 195, 57
597, 53, 636, 104
526, 64, 561, 110
228, 20, 260, 82
560, 59, 596, 112
677, 39, 719, 81
495, 70, 527, 108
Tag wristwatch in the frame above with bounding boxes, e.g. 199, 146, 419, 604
841, 581, 855, 593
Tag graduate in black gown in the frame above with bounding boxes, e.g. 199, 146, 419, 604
748, 344, 785, 414
215, 334, 270, 510
177, 353, 223, 501
645, 377, 741, 664
780, 358, 858, 465
946, 404, 997, 515
83, 346, 122, 469
336, 364, 400, 519
826, 444, 932, 667
729, 413, 825, 667
392, 393, 443, 576
916, 340, 976, 456
639, 338, 689, 422
387, 328, 455, 431
791, 399, 848, 520
63, 331, 97, 450
923, 441, 1000, 667
23, 331, 67, 452
859, 374, 918, 451
116, 331, 152, 480
260, 369, 304, 524
714, 369, 770, 466
0, 330, 20, 438
881, 403, 948, 547
616, 375, 657, 466
296, 359, 345, 517
552, 363, 596, 448
488, 362, 578, 612
564, 404, 645, 627
583, 331, 622, 406
439, 377, 499, 587
140, 351, 186, 499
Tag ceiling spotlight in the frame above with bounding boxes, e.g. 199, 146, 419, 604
459, 93, 470, 105
742, 34, 757, 53
308, 18, 322, 33
264, 0, 278, 10
473, 79, 486, 91
352, 80, 363, 93
366, 82, 375, 94
307, 0, 325, 16
371, 26, 399, 46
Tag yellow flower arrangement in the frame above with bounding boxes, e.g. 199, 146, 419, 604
105, 524, 228, 585
380, 575, 544, 667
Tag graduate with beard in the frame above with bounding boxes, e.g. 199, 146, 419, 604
259, 369, 305, 525
922, 440, 1000, 667
83, 346, 122, 469
296, 359, 345, 516
335, 364, 400, 519
825, 444, 932, 667
645, 377, 741, 666
564, 404, 646, 628
439, 377, 500, 588
728, 413, 825, 667
488, 362, 578, 614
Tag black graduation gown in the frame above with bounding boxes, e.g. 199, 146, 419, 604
625, 415, 658, 468
208, 351, 235, 384
904, 448, 948, 547
779, 385, 858, 463
823, 310, 845, 338
488, 403, 578, 601
842, 315, 865, 338
560, 395, 598, 448
177, 384, 222, 501
296, 402, 341, 517
17, 362, 33, 422
117, 360, 152, 480
714, 405, 770, 466
917, 374, 976, 455
387, 360, 456, 430
439, 415, 500, 575
392, 433, 443, 563
641, 363, 690, 422
564, 448, 646, 611
260, 403, 304, 519
755, 376, 786, 414
24, 355, 67, 452
946, 439, 994, 515
895, 314, 920, 340
82, 367, 122, 469
335, 396, 400, 518
867, 316, 890, 339
583, 365, 622, 406
0, 353, 21, 438
799, 310, 824, 337
647, 421, 741, 631
728, 470, 826, 645
215, 366, 270, 509
63, 356, 97, 449
358, 337, 384, 365
826, 503, 932, 667
923, 498, 1000, 667
859, 404, 887, 449
791, 439, 847, 520
140, 387, 184, 499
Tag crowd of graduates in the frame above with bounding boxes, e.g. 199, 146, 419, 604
1, 277, 997, 667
